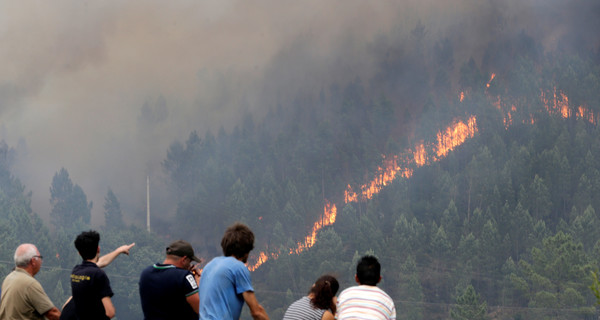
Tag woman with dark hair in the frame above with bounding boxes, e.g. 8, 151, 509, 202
283, 275, 339, 320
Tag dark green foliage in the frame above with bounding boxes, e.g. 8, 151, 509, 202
394, 255, 424, 320
509, 232, 595, 318
450, 285, 487, 320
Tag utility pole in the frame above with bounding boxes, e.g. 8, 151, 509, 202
147, 175, 151, 232
322, 168, 325, 226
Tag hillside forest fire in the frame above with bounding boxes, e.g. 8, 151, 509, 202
248, 116, 478, 271
247, 74, 593, 271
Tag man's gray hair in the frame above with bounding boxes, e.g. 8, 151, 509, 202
14, 244, 37, 267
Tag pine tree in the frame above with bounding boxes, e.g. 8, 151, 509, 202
49, 168, 92, 232
450, 285, 487, 320
104, 188, 124, 230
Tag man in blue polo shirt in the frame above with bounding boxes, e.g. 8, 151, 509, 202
139, 240, 201, 320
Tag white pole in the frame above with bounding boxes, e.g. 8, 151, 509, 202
147, 175, 151, 232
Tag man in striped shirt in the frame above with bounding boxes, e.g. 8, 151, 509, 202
336, 255, 396, 320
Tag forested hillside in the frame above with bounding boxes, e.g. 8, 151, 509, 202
158, 27, 600, 319
1, 16, 600, 320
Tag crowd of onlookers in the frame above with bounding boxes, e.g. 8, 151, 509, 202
0, 222, 396, 320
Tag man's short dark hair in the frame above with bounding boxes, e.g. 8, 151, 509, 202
221, 223, 254, 258
356, 255, 380, 286
74, 230, 100, 260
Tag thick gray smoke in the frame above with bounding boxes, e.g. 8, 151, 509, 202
0, 0, 597, 225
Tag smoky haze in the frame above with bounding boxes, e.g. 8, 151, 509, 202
0, 0, 597, 226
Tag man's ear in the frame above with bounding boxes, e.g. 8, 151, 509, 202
378, 276, 382, 284
354, 274, 360, 284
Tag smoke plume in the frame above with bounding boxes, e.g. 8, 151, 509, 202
0, 0, 596, 225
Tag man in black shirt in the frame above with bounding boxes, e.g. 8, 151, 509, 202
70, 230, 115, 320
60, 242, 134, 320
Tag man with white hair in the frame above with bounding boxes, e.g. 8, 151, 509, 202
0, 243, 61, 320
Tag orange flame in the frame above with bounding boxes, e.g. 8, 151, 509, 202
558, 92, 570, 118
344, 185, 357, 203
540, 87, 595, 124
436, 116, 477, 158
248, 200, 337, 271
578, 106, 595, 124
413, 143, 427, 167
486, 73, 496, 88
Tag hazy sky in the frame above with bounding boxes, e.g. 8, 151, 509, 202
0, 1, 407, 224
0, 0, 597, 226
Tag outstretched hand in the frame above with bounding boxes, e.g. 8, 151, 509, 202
97, 243, 136, 268
118, 243, 135, 255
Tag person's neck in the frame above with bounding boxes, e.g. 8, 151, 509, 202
233, 253, 249, 263
17, 266, 35, 277
85, 257, 99, 264
163, 258, 182, 268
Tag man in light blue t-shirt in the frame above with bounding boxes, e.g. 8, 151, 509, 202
199, 223, 269, 320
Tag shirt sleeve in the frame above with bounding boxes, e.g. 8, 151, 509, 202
28, 280, 56, 315
181, 270, 199, 297
233, 263, 254, 295
97, 270, 114, 298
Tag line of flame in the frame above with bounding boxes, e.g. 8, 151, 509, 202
248, 116, 478, 270
290, 201, 337, 255
343, 116, 477, 202
248, 200, 337, 271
